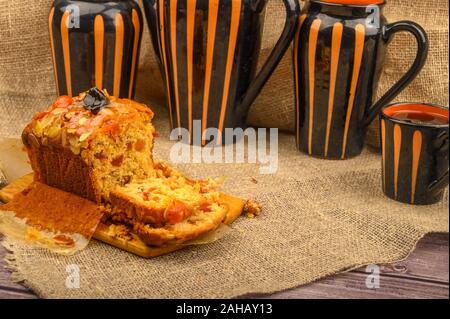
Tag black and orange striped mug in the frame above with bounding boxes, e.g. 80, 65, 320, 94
294, 0, 429, 159
49, 0, 143, 98
142, 0, 300, 144
381, 103, 449, 205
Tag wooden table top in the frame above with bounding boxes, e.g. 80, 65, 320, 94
0, 233, 448, 299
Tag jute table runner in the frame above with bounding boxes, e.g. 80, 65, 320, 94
2, 107, 448, 298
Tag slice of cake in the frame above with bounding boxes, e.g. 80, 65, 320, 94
108, 162, 227, 246
109, 162, 222, 227
22, 88, 156, 203
132, 205, 227, 246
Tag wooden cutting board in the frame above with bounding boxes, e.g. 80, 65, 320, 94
0, 174, 245, 258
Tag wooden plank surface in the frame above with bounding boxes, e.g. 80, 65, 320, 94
0, 233, 448, 299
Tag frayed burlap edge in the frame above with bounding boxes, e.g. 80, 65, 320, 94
1, 230, 442, 299
2, 232, 436, 298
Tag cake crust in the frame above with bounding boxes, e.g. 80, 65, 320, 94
22, 89, 156, 202
133, 205, 228, 246
22, 128, 102, 202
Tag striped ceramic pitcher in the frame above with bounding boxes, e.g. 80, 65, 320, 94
143, 0, 300, 144
49, 0, 143, 98
294, 0, 429, 159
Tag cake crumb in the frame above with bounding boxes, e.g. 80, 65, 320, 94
250, 176, 258, 184
243, 199, 262, 218
0, 169, 7, 189
108, 224, 133, 241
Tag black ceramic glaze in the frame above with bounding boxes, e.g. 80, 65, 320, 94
294, 0, 429, 159
142, 0, 300, 144
380, 103, 449, 205
49, 0, 143, 98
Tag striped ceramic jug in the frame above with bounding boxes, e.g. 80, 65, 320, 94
49, 0, 143, 98
294, 0, 428, 159
143, 0, 300, 144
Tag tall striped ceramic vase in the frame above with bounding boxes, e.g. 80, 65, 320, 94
294, 0, 429, 159
49, 0, 143, 98
142, 0, 300, 145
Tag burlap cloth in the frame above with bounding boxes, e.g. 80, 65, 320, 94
0, 0, 449, 298
2, 103, 449, 298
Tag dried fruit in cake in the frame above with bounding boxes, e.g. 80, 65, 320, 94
21, 88, 157, 202
132, 203, 227, 246
106, 162, 227, 246
109, 173, 222, 227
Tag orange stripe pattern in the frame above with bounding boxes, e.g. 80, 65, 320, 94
48, 7, 59, 95
61, 11, 72, 96
341, 24, 365, 159
411, 130, 422, 204
202, 0, 220, 145
129, 9, 141, 98
170, 0, 181, 131
113, 13, 124, 97
307, 19, 321, 155
383, 123, 427, 204
153, 0, 254, 144
50, 6, 142, 98
393, 124, 402, 199
381, 119, 386, 192
94, 15, 104, 90
186, 0, 197, 143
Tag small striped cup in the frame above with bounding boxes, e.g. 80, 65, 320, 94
380, 103, 449, 205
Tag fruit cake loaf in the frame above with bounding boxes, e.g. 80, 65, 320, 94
22, 88, 157, 203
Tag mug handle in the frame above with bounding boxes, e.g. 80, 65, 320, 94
238, 0, 300, 114
428, 171, 449, 194
428, 132, 449, 193
363, 21, 429, 128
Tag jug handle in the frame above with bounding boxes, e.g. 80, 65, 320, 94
238, 0, 300, 114
363, 21, 429, 128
